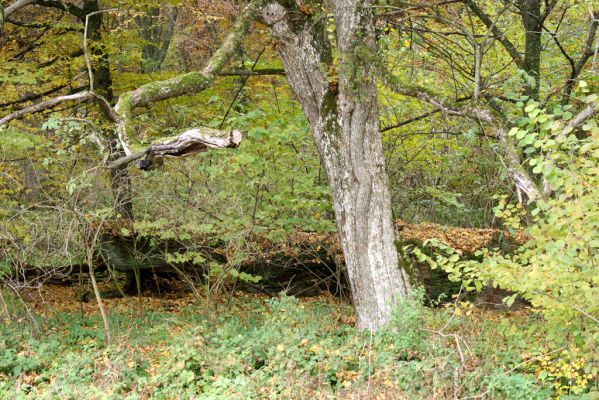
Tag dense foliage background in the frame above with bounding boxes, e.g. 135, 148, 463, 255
0, 0, 597, 398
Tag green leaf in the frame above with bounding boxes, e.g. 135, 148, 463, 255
524, 102, 538, 113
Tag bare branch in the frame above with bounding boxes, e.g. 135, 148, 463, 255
0, 91, 117, 126
219, 68, 285, 76
563, 101, 598, 133
381, 96, 472, 132
377, 61, 542, 204
3, 0, 35, 19
0, 74, 85, 108
573, 12, 598, 76
462, 0, 524, 69
561, 12, 598, 104
0, 92, 93, 125
378, 63, 493, 122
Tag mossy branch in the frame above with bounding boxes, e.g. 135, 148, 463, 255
373, 52, 542, 205
114, 0, 266, 156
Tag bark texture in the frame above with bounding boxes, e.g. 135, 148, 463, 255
496, 128, 540, 204
263, 1, 410, 331
108, 128, 243, 170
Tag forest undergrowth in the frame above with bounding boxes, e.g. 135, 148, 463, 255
1, 281, 589, 400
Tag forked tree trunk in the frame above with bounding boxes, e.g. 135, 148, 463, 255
4, 0, 409, 330
263, 1, 410, 330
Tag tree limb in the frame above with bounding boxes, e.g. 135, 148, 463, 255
34, 0, 84, 19
563, 101, 597, 134
114, 0, 266, 156
0, 79, 84, 108
377, 63, 494, 122
377, 61, 542, 203
3, 0, 35, 19
561, 12, 598, 104
107, 128, 243, 170
219, 68, 285, 76
0, 91, 117, 126
381, 108, 444, 132
0, 92, 88, 125
381, 96, 471, 132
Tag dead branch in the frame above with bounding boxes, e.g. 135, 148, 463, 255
0, 91, 116, 126
107, 128, 243, 170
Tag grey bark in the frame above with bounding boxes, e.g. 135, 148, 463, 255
496, 127, 540, 204
263, 1, 410, 331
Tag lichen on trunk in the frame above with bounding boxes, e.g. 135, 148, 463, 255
263, 0, 411, 331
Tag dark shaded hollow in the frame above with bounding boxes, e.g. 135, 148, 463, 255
90, 228, 527, 309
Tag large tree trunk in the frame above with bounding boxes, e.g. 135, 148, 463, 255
263, 1, 410, 331
332, 0, 411, 330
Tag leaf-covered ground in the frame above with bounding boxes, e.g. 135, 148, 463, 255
0, 282, 558, 399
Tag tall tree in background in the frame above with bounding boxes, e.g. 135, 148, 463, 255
136, 3, 178, 73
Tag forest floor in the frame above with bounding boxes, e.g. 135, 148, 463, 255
0, 280, 558, 400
